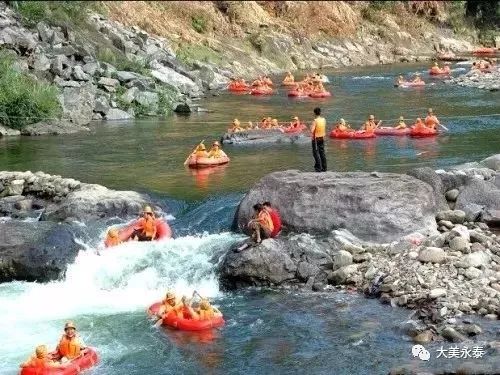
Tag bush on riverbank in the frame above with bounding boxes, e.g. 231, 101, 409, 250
0, 52, 61, 129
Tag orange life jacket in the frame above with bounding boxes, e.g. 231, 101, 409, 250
137, 217, 156, 237
365, 120, 376, 133
199, 308, 215, 320
414, 120, 426, 130
311, 117, 326, 138
106, 235, 121, 247
258, 210, 274, 232
58, 335, 81, 359
425, 115, 438, 129
195, 150, 208, 158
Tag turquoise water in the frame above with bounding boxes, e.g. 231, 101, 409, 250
0, 63, 499, 374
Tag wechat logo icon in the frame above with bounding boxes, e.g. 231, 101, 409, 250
412, 344, 431, 361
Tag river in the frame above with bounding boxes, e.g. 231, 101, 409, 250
0, 63, 499, 374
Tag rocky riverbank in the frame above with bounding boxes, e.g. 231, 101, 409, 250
446, 69, 500, 91
220, 154, 500, 345
0, 170, 158, 282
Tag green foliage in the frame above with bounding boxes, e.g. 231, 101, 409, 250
11, 1, 99, 28
97, 47, 149, 75
191, 15, 207, 34
176, 44, 221, 66
157, 86, 178, 116
0, 52, 61, 129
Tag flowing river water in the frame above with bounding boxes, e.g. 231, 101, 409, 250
0, 63, 499, 374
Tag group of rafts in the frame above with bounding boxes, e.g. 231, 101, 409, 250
18, 206, 225, 374
227, 72, 331, 98
227, 108, 442, 139
396, 59, 497, 87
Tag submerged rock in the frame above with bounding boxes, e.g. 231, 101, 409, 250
221, 129, 309, 145
233, 170, 438, 242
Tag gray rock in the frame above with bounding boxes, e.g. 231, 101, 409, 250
418, 247, 445, 263
6, 179, 25, 196
233, 171, 438, 242
0, 125, 20, 136
436, 210, 466, 224
105, 108, 132, 121
456, 251, 490, 268
115, 70, 140, 82
134, 91, 159, 113
72, 65, 91, 81
32, 53, 51, 71
480, 154, 500, 171
220, 240, 297, 288
456, 179, 500, 225
98, 77, 120, 90
0, 221, 80, 282
449, 236, 469, 252
429, 288, 447, 298
407, 167, 449, 210
59, 83, 96, 126
94, 96, 110, 114
441, 326, 467, 342
445, 189, 459, 202
296, 261, 320, 281
150, 60, 201, 95
51, 45, 77, 57
332, 250, 353, 270
50, 55, 68, 76
413, 330, 433, 344
461, 203, 484, 222
455, 362, 494, 375
82, 62, 99, 76
121, 87, 138, 104
0, 27, 37, 51
464, 266, 483, 279
329, 264, 358, 285
174, 103, 192, 114
100, 62, 117, 78
21, 121, 89, 136
36, 22, 53, 43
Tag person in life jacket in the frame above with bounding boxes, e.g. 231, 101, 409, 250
131, 206, 157, 241
413, 117, 426, 131
248, 203, 274, 244
20, 345, 59, 368
412, 73, 423, 83
105, 228, 122, 247
157, 291, 184, 319
270, 118, 280, 128
54, 321, 87, 362
336, 118, 352, 132
263, 201, 282, 238
394, 116, 407, 129
182, 297, 222, 321
361, 115, 381, 134
396, 75, 405, 85
230, 119, 243, 133
424, 108, 440, 130
208, 141, 227, 158
283, 71, 294, 84
289, 116, 301, 129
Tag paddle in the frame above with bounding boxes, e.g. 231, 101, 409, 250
438, 123, 449, 131
183, 140, 205, 166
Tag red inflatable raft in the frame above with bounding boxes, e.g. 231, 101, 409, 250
287, 90, 309, 98
409, 127, 438, 137
187, 155, 230, 168
329, 129, 375, 139
228, 85, 248, 92
104, 219, 172, 247
148, 302, 225, 331
20, 348, 99, 375
429, 66, 451, 75
309, 91, 331, 98
283, 124, 307, 133
374, 127, 410, 136
250, 87, 273, 95
473, 47, 497, 56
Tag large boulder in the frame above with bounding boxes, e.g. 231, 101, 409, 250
481, 154, 500, 171
150, 60, 201, 96
44, 183, 149, 222
233, 171, 438, 242
455, 179, 500, 225
221, 129, 309, 145
0, 221, 81, 282
105, 108, 132, 121
59, 83, 96, 126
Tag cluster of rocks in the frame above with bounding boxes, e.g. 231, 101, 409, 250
0, 170, 154, 282
446, 69, 500, 91
221, 154, 500, 344
221, 129, 309, 145
0, 3, 228, 136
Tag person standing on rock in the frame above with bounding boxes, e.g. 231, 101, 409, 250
310, 107, 327, 172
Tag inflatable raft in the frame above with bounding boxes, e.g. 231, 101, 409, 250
283, 124, 307, 134
287, 90, 309, 98
409, 127, 438, 137
309, 91, 331, 98
20, 348, 99, 375
429, 66, 451, 75
250, 88, 273, 95
105, 219, 172, 247
374, 127, 410, 136
329, 129, 375, 139
228, 85, 248, 92
187, 155, 230, 168
473, 47, 497, 56
148, 302, 225, 331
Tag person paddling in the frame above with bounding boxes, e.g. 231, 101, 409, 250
52, 321, 88, 363
131, 206, 157, 242
361, 115, 381, 134
310, 107, 327, 172
424, 108, 440, 130
394, 116, 407, 129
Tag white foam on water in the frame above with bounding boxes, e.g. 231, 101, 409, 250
351, 75, 389, 80
0, 232, 241, 371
